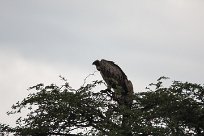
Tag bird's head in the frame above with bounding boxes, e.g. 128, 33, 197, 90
92, 60, 101, 71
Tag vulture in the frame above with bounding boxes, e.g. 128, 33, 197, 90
92, 59, 133, 105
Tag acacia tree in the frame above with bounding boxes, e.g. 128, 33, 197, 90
1, 76, 204, 135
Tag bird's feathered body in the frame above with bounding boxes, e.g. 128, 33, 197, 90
93, 59, 133, 105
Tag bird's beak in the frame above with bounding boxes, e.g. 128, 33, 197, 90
92, 60, 98, 65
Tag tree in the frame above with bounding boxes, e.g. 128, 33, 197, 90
1, 76, 204, 135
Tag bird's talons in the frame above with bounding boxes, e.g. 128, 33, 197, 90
100, 89, 111, 93
100, 90, 106, 93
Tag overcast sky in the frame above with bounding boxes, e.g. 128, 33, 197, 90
1, 0, 204, 126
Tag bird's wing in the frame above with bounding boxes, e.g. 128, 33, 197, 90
125, 79, 133, 95
100, 59, 127, 82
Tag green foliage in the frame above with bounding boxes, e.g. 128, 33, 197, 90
132, 77, 204, 135
1, 76, 204, 135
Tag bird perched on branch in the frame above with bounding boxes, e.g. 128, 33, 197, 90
92, 59, 133, 106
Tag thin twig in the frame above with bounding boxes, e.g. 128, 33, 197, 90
82, 71, 98, 87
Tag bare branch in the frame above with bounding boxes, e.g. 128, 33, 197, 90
82, 71, 98, 87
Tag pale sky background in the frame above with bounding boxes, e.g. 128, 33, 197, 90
0, 0, 204, 126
